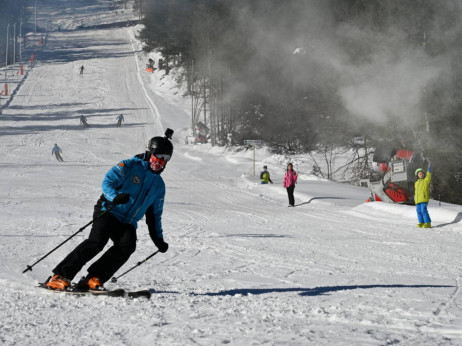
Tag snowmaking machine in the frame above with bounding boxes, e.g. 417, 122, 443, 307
368, 144, 426, 204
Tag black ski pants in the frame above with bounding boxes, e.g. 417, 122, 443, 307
54, 153, 63, 162
286, 185, 295, 206
53, 211, 136, 283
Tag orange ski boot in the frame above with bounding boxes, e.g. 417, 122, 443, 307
46, 275, 71, 291
87, 277, 104, 290
77, 276, 105, 291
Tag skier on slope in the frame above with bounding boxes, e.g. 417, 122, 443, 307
45, 129, 174, 291
79, 65, 84, 74
116, 114, 124, 127
80, 115, 89, 127
52, 143, 64, 162
283, 163, 298, 207
260, 166, 273, 184
415, 164, 432, 228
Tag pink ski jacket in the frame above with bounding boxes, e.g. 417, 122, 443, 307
283, 170, 298, 188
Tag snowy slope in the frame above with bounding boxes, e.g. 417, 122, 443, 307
1, 2, 462, 345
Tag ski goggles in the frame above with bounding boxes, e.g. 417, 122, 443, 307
153, 153, 171, 162
149, 153, 169, 172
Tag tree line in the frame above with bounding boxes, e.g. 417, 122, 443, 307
137, 0, 462, 204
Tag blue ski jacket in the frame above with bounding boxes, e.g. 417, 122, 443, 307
101, 155, 165, 239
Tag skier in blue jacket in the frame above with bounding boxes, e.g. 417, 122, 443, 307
51, 143, 64, 162
45, 129, 174, 291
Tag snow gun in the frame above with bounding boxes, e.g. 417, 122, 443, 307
366, 144, 427, 204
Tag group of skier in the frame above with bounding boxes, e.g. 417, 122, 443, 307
47, 132, 302, 292
52, 114, 125, 162
260, 164, 298, 207
260, 162, 433, 225
44, 127, 433, 293
78, 66, 124, 127
79, 114, 124, 128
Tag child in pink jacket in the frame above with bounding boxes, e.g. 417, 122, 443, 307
283, 163, 298, 206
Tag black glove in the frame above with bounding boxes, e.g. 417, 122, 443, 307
113, 193, 130, 205
153, 238, 169, 253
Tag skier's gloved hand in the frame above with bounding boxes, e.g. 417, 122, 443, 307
113, 193, 130, 205
154, 238, 169, 253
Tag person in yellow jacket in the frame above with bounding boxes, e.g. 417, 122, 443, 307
260, 166, 273, 184
414, 165, 432, 228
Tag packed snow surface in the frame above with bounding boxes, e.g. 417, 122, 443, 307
1, 1, 462, 345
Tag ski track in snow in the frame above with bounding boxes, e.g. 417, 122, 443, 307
1, 1, 462, 345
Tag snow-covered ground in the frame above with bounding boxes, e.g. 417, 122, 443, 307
1, 1, 462, 345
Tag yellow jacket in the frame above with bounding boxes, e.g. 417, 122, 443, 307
414, 171, 432, 204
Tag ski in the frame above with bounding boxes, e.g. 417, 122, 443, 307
38, 283, 151, 299
105, 288, 152, 299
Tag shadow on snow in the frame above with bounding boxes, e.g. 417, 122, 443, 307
295, 196, 347, 207
224, 233, 289, 238
434, 212, 462, 228
195, 284, 454, 297
0, 122, 147, 136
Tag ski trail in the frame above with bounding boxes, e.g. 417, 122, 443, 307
126, 28, 164, 136
401, 276, 462, 344
432, 277, 462, 318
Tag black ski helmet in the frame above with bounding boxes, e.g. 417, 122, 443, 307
148, 137, 173, 156
147, 128, 174, 157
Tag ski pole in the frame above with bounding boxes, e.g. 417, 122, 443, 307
22, 206, 114, 273
111, 251, 159, 283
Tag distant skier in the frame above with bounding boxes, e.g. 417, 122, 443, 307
415, 165, 432, 228
52, 143, 64, 162
283, 163, 298, 207
260, 166, 273, 184
146, 58, 155, 72
116, 114, 124, 127
44, 129, 175, 292
79, 65, 84, 74
195, 121, 209, 144
80, 115, 89, 127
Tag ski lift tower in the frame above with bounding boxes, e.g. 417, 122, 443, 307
244, 140, 263, 176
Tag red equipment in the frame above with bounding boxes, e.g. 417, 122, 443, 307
368, 145, 425, 204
